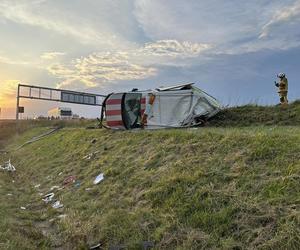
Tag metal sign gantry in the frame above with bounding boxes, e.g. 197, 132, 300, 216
16, 84, 106, 120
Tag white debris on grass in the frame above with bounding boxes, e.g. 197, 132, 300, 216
42, 193, 55, 203
50, 186, 61, 191
34, 184, 41, 188
58, 214, 67, 219
20, 207, 26, 210
0, 159, 16, 172
83, 150, 100, 160
93, 173, 104, 185
52, 201, 63, 209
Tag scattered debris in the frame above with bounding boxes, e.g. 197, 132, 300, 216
58, 172, 63, 176
20, 207, 26, 210
0, 159, 16, 172
83, 150, 101, 160
58, 214, 67, 219
63, 175, 76, 186
74, 181, 81, 188
85, 188, 92, 191
7, 193, 13, 196
34, 184, 41, 188
83, 153, 93, 160
48, 214, 67, 222
93, 173, 104, 185
52, 201, 64, 209
89, 243, 102, 250
50, 185, 61, 191
43, 193, 55, 203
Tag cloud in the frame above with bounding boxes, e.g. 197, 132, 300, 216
140, 40, 211, 57
47, 39, 210, 89
259, 0, 300, 38
134, 0, 300, 54
0, 80, 19, 106
41, 52, 66, 60
0, 0, 128, 47
50, 52, 157, 89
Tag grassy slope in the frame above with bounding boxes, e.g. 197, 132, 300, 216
0, 120, 97, 149
0, 104, 300, 249
208, 101, 300, 127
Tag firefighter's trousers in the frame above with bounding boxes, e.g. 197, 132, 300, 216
278, 91, 288, 105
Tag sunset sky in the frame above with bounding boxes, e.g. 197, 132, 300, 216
1, 0, 300, 119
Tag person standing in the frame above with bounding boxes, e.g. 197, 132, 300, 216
275, 73, 288, 105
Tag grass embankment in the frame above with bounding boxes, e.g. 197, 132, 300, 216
0, 119, 97, 150
208, 100, 300, 127
0, 103, 300, 249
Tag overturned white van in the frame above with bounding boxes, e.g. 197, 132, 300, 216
101, 83, 221, 130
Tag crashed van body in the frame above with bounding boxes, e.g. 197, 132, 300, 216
101, 83, 221, 130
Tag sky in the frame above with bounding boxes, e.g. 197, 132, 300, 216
1, 0, 300, 119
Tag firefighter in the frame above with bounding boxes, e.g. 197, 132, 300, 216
275, 73, 288, 105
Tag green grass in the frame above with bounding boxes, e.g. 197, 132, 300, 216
0, 119, 97, 150
0, 103, 300, 249
207, 100, 300, 127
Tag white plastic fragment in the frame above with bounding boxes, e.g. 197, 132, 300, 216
93, 173, 104, 185
52, 201, 63, 209
58, 214, 67, 219
0, 159, 16, 172
50, 186, 60, 191
83, 153, 93, 160
20, 207, 26, 210
83, 150, 100, 160
42, 193, 54, 203
90, 243, 101, 249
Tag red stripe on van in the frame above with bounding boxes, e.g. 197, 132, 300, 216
141, 98, 146, 104
106, 99, 122, 105
107, 120, 124, 127
106, 110, 122, 116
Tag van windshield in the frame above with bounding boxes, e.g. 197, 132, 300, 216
122, 93, 142, 129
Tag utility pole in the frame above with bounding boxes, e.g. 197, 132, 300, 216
16, 84, 20, 120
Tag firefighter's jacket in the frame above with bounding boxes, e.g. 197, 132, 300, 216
278, 77, 288, 92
